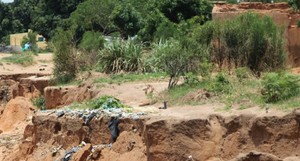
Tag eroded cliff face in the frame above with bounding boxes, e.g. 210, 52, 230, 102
144, 113, 300, 161
4, 109, 299, 161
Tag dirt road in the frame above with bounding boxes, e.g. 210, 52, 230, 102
0, 53, 53, 75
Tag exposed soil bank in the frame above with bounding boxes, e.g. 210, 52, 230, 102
5, 109, 300, 161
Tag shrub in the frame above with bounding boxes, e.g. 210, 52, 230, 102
150, 38, 210, 88
236, 67, 252, 82
151, 40, 184, 88
184, 72, 200, 85
79, 31, 105, 52
32, 96, 45, 110
207, 72, 232, 94
87, 96, 127, 109
52, 29, 77, 83
194, 13, 286, 75
97, 38, 144, 73
77, 31, 105, 71
261, 72, 300, 103
199, 59, 213, 79
289, 0, 300, 11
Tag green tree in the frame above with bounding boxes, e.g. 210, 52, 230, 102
0, 2, 24, 44
79, 31, 105, 52
111, 2, 143, 37
69, 0, 118, 35
12, 0, 39, 30
151, 0, 212, 24
30, 0, 83, 39
52, 29, 77, 83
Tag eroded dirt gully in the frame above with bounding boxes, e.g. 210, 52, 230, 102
0, 73, 300, 161
3, 109, 300, 161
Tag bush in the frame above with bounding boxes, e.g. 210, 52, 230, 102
150, 38, 210, 88
97, 38, 144, 73
32, 96, 45, 110
194, 13, 286, 75
52, 29, 77, 83
79, 31, 105, 52
261, 72, 300, 103
289, 0, 300, 11
87, 96, 128, 109
236, 67, 252, 82
207, 72, 232, 94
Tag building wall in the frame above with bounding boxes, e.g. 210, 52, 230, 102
10, 33, 27, 47
10, 32, 47, 51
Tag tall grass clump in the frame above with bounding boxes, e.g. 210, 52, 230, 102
261, 72, 300, 103
97, 38, 144, 73
194, 13, 286, 75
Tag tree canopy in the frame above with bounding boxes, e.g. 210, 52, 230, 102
0, 0, 213, 44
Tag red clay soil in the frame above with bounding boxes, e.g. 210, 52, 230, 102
99, 131, 146, 161
213, 2, 291, 13
3, 108, 299, 161
44, 82, 99, 109
0, 97, 35, 132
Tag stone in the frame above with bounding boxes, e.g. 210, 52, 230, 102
71, 143, 92, 161
91, 148, 102, 160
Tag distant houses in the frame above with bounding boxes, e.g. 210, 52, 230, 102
10, 29, 47, 52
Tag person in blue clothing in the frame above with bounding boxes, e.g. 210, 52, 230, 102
24, 42, 31, 50
22, 42, 31, 52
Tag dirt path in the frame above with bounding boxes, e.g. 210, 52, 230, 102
0, 53, 53, 75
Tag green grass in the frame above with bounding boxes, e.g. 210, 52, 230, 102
157, 74, 263, 108
94, 72, 168, 84
1, 52, 34, 66
164, 84, 201, 105
55, 79, 83, 87
271, 96, 300, 111
32, 96, 46, 110
158, 72, 300, 112
65, 96, 132, 112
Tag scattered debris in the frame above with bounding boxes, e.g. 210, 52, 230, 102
159, 101, 167, 109
56, 111, 65, 118
143, 84, 154, 95
51, 145, 62, 157
108, 117, 120, 143
83, 112, 96, 125
0, 86, 10, 103
62, 141, 87, 161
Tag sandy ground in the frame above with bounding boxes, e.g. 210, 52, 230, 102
0, 53, 53, 75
